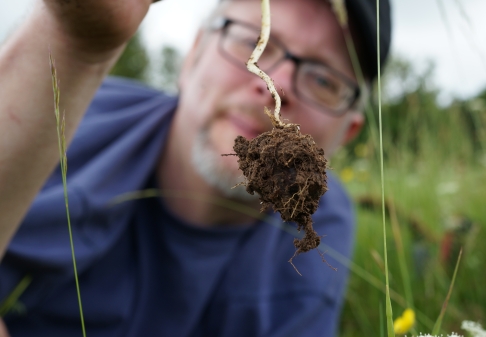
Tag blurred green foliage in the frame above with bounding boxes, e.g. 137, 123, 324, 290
110, 32, 149, 82
109, 32, 181, 93
159, 45, 181, 93
335, 57, 486, 336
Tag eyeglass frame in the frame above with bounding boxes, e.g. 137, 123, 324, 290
209, 17, 361, 117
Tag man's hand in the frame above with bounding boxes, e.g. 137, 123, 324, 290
0, 319, 9, 337
40, 0, 154, 59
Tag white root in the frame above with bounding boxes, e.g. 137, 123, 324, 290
246, 0, 287, 128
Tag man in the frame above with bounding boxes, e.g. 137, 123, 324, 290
0, 0, 391, 336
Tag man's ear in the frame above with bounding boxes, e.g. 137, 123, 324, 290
178, 29, 205, 90
342, 112, 364, 145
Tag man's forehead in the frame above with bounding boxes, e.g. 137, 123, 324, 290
219, 0, 332, 22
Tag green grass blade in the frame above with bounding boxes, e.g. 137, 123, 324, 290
343, 31, 381, 164
431, 248, 463, 336
380, 302, 385, 337
49, 54, 87, 337
389, 201, 413, 309
376, 0, 394, 336
0, 275, 32, 317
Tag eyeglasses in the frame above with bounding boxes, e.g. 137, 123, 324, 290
210, 17, 360, 117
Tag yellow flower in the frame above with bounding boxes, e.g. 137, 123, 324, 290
340, 167, 354, 183
394, 308, 415, 335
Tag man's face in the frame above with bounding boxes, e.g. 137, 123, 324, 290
176, 0, 363, 198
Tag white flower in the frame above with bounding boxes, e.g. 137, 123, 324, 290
461, 321, 486, 337
416, 333, 462, 337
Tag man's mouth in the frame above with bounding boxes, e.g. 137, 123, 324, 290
227, 113, 266, 139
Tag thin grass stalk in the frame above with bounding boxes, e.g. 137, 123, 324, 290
451, 0, 486, 70
334, 2, 381, 168
380, 302, 385, 337
435, 0, 454, 37
0, 275, 32, 317
342, 31, 381, 166
49, 54, 87, 337
436, 0, 486, 71
375, 0, 394, 335
431, 248, 463, 336
346, 289, 378, 335
453, 0, 473, 30
470, 109, 486, 154
389, 201, 414, 309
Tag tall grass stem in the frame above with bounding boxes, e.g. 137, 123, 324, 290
49, 54, 87, 337
389, 201, 414, 309
375, 0, 394, 335
431, 248, 463, 335
0, 275, 32, 317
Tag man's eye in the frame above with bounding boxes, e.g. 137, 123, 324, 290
312, 74, 338, 92
315, 76, 331, 88
237, 37, 258, 49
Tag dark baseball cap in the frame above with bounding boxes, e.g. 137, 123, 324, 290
346, 0, 392, 80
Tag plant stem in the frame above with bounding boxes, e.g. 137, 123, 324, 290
246, 0, 286, 128
0, 275, 32, 317
375, 0, 395, 335
431, 248, 463, 336
49, 54, 87, 337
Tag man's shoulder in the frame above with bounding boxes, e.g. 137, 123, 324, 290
86, 77, 176, 117
99, 76, 163, 98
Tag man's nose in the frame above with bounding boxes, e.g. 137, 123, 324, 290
249, 60, 296, 108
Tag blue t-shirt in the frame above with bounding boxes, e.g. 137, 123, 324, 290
1, 77, 355, 337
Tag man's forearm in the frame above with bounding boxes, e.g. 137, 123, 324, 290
0, 318, 9, 337
0, 7, 124, 259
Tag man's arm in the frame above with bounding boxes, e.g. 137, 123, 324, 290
0, 318, 9, 337
0, 0, 154, 260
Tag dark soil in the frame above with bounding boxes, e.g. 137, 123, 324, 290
232, 124, 328, 265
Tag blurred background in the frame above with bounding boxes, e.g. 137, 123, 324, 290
1, 0, 486, 336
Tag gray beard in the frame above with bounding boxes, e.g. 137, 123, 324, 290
191, 130, 259, 202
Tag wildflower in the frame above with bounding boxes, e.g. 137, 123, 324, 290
394, 308, 415, 335
419, 332, 464, 337
339, 167, 354, 183
461, 321, 486, 337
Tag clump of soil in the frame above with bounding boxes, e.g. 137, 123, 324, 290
232, 120, 328, 265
